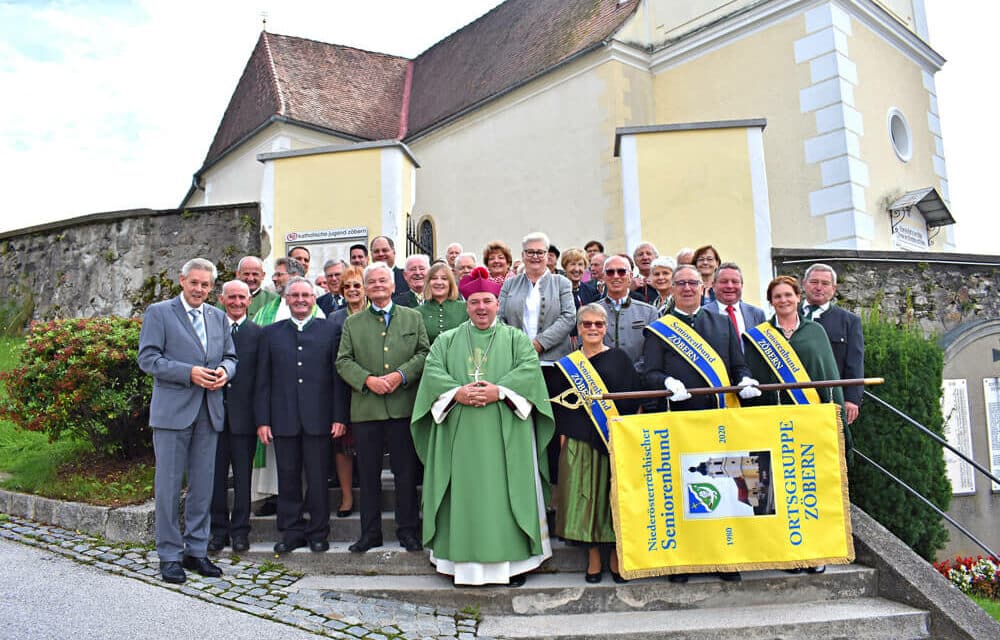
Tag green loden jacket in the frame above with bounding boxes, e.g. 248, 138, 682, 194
335, 303, 429, 422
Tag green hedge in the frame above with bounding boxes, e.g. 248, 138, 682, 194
0, 317, 152, 459
848, 310, 950, 561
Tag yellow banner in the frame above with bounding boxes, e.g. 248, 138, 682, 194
608, 404, 852, 578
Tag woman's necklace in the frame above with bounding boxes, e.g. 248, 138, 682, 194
779, 315, 799, 338
467, 322, 498, 383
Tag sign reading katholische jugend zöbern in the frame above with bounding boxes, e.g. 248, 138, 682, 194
609, 404, 853, 579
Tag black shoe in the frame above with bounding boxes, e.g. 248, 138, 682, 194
309, 539, 330, 553
207, 536, 228, 553
254, 498, 277, 517
182, 555, 223, 578
231, 536, 250, 553
784, 568, 805, 574
507, 573, 527, 587
611, 571, 627, 584
584, 571, 602, 584
160, 560, 186, 584
398, 534, 423, 552
273, 539, 307, 554
336, 507, 354, 518
668, 574, 689, 584
348, 536, 383, 553
806, 565, 826, 574
717, 571, 742, 582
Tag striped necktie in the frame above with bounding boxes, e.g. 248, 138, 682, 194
189, 308, 207, 350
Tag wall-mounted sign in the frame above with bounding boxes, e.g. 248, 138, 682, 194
890, 207, 929, 251
942, 379, 976, 495
283, 227, 368, 280
984, 378, 1000, 492
285, 227, 368, 243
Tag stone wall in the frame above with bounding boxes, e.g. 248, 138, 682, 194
771, 248, 1000, 336
0, 203, 260, 321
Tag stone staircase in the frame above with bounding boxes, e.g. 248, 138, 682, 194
225, 469, 1000, 640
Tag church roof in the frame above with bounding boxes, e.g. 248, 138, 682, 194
196, 0, 639, 176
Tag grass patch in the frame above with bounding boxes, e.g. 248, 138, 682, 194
972, 595, 1000, 622
0, 336, 154, 506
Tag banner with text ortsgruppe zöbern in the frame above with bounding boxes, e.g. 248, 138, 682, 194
608, 404, 853, 579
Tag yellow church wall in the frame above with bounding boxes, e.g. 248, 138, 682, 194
848, 15, 942, 248
651, 15, 824, 251
632, 127, 764, 304
410, 51, 652, 259
871, 0, 917, 34
270, 148, 383, 257
184, 122, 353, 208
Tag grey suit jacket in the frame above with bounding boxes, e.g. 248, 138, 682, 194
138, 296, 238, 431
498, 271, 575, 361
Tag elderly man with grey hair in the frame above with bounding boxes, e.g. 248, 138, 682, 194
138, 258, 237, 583
598, 254, 658, 373
235, 255, 277, 318
453, 252, 478, 287
393, 254, 431, 307
444, 242, 463, 268
631, 241, 660, 304
317, 258, 348, 315
254, 256, 325, 325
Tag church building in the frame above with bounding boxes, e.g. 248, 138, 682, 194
180, 0, 953, 303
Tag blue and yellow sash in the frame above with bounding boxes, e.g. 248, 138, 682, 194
555, 350, 620, 448
646, 315, 739, 408
744, 322, 820, 404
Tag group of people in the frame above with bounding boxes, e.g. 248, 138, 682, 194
138, 232, 863, 588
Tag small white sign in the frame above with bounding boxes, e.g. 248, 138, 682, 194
891, 207, 929, 251
285, 226, 368, 243
984, 378, 1000, 492
941, 379, 975, 494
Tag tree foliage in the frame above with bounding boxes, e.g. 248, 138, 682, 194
0, 317, 152, 459
848, 310, 950, 561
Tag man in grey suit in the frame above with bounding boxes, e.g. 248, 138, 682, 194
138, 258, 238, 584
704, 262, 767, 343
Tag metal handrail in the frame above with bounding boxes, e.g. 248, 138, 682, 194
863, 389, 1000, 487
860, 389, 999, 559
853, 449, 997, 559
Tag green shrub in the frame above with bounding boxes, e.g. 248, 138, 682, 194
0, 317, 152, 459
848, 310, 950, 561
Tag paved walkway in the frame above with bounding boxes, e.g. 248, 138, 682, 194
1, 514, 484, 640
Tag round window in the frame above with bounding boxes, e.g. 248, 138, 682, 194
888, 108, 912, 162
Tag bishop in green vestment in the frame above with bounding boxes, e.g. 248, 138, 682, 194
411, 267, 554, 586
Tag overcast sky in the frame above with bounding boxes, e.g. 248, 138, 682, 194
0, 0, 993, 252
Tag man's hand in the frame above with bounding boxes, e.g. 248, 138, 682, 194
206, 367, 228, 390
532, 339, 543, 354
257, 425, 273, 445
331, 422, 346, 438
845, 401, 860, 425
456, 381, 499, 407
191, 366, 220, 389
365, 375, 391, 395
664, 377, 691, 402
737, 377, 762, 400
380, 371, 404, 393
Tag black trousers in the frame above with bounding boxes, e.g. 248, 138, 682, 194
210, 429, 257, 539
354, 418, 419, 540
273, 433, 331, 543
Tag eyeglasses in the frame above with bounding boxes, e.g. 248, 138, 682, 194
673, 280, 702, 289
604, 268, 629, 277
286, 292, 314, 299
696, 256, 717, 264
343, 282, 363, 289
580, 320, 606, 328
523, 249, 546, 257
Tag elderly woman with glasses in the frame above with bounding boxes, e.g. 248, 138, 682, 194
692, 245, 721, 305
551, 303, 644, 584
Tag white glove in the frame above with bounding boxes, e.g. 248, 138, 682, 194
737, 376, 762, 400
664, 377, 691, 402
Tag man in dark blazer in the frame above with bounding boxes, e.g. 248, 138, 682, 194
317, 259, 347, 316
336, 262, 429, 553
209, 280, 263, 554
803, 263, 864, 425
255, 277, 346, 554
370, 235, 410, 294
392, 254, 429, 307
138, 258, 237, 584
704, 262, 767, 345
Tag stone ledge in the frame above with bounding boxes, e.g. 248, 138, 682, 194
851, 504, 1000, 640
0, 488, 153, 543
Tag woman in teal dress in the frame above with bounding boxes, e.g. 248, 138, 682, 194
418, 262, 467, 343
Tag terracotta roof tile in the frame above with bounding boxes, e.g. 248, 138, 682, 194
407, 0, 639, 136
199, 0, 639, 171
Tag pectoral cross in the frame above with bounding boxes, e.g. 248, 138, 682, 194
468, 366, 484, 383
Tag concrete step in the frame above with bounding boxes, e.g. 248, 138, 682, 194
286, 564, 878, 615
476, 597, 929, 640
233, 539, 589, 575
247, 510, 408, 543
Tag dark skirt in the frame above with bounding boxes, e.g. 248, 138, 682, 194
555, 439, 615, 544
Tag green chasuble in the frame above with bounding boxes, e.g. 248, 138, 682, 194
411, 320, 555, 567
252, 295, 322, 326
